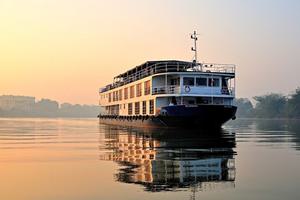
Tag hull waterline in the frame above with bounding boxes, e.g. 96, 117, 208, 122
98, 105, 237, 129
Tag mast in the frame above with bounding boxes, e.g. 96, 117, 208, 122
190, 31, 201, 71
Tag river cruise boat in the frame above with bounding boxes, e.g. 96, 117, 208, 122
98, 32, 237, 128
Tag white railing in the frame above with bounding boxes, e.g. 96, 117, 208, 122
100, 61, 235, 93
197, 63, 235, 74
152, 85, 181, 95
121, 63, 235, 86
152, 85, 235, 96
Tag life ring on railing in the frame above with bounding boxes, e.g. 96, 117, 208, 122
184, 85, 191, 93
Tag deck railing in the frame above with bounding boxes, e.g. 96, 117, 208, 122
152, 85, 235, 96
100, 62, 235, 93
152, 85, 181, 95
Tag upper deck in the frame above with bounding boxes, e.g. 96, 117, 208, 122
100, 60, 235, 93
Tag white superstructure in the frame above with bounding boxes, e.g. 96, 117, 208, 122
99, 61, 235, 116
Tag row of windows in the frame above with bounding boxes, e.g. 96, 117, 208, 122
183, 77, 220, 87
107, 80, 151, 103
127, 100, 154, 115
101, 77, 222, 101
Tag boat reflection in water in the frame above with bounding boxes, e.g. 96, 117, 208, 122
100, 126, 236, 192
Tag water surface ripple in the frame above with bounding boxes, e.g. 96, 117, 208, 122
0, 118, 299, 200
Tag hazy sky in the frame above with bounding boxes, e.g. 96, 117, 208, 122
1, 0, 299, 104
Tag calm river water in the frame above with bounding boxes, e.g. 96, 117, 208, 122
0, 118, 300, 200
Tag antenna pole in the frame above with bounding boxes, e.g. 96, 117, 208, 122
194, 31, 197, 63
191, 31, 201, 70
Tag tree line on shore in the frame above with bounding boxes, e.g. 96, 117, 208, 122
0, 98, 101, 118
236, 87, 300, 119
2, 87, 300, 119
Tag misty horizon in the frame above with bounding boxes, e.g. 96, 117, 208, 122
0, 94, 99, 107
0, 95, 100, 117
2, 83, 300, 106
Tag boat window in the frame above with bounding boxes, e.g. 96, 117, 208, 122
196, 77, 207, 86
119, 89, 122, 100
124, 88, 128, 99
136, 83, 142, 97
144, 80, 150, 95
142, 101, 146, 114
115, 91, 118, 101
170, 78, 180, 85
208, 78, 220, 87
135, 102, 140, 115
222, 78, 228, 87
128, 103, 132, 115
149, 100, 154, 114
130, 85, 135, 98
183, 77, 194, 86
108, 93, 112, 102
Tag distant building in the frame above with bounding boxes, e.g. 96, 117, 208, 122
0, 95, 35, 111
35, 99, 59, 113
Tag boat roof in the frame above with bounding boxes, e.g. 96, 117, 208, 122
114, 60, 193, 79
